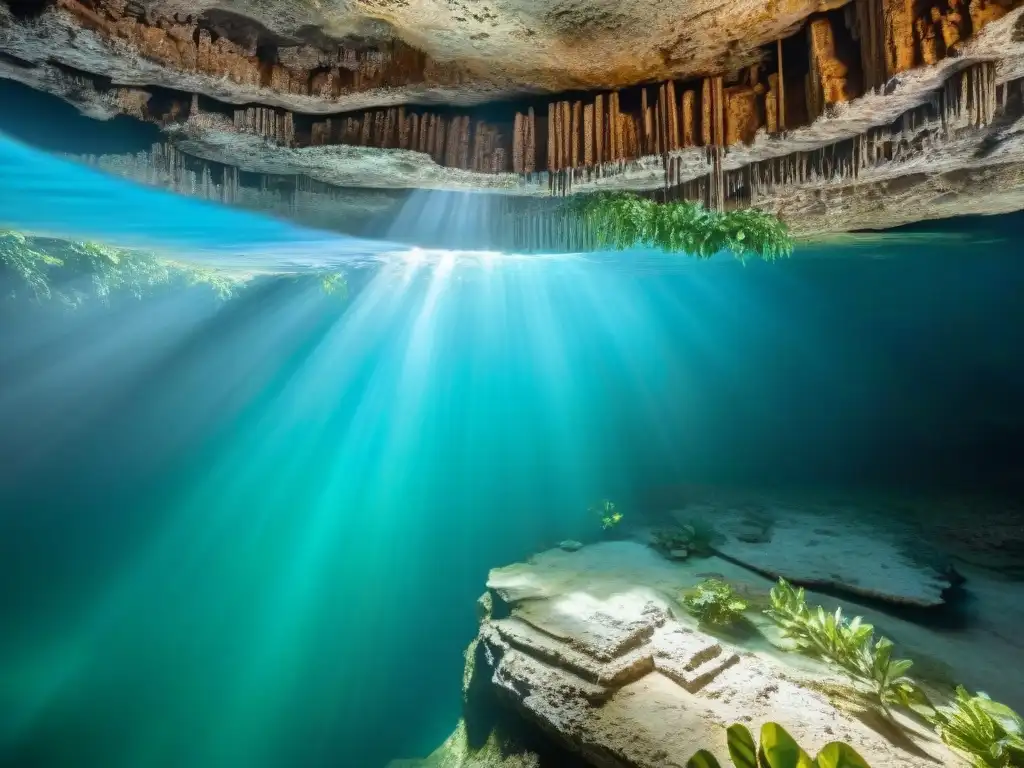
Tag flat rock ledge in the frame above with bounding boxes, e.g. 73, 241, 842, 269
669, 505, 954, 607
393, 542, 964, 768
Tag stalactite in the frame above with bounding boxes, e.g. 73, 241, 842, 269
572, 101, 582, 169
850, 0, 886, 91
548, 105, 557, 171
526, 108, 536, 174
513, 113, 524, 173
610, 91, 620, 161
642, 88, 651, 154
667, 81, 679, 151
682, 90, 697, 147
583, 104, 594, 166
562, 101, 572, 170
715, 76, 725, 212
659, 82, 670, 155
777, 39, 787, 131
360, 112, 372, 146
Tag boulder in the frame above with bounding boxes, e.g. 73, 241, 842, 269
469, 542, 961, 768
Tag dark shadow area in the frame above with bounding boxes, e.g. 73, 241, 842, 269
0, 79, 162, 155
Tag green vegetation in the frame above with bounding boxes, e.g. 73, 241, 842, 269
762, 579, 1024, 766
589, 499, 623, 530
657, 517, 718, 556
318, 270, 348, 298
683, 517, 719, 556
686, 721, 871, 768
927, 687, 1024, 768
0, 230, 349, 307
651, 527, 693, 554
569, 192, 794, 261
764, 579, 924, 718
682, 578, 749, 627
0, 230, 239, 305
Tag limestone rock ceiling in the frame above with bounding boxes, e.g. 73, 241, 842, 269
25, 0, 845, 97
2, 0, 1024, 241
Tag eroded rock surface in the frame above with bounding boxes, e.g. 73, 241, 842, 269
668, 505, 954, 606
470, 542, 962, 768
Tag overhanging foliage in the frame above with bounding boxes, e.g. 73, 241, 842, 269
0, 231, 348, 306
569, 192, 794, 261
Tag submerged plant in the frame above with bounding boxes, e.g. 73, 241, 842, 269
0, 230, 350, 307
568, 192, 794, 261
665, 517, 718, 556
590, 499, 623, 530
651, 527, 693, 553
686, 721, 872, 768
927, 686, 1024, 768
682, 578, 749, 627
0, 230, 240, 305
319, 270, 348, 298
765, 579, 926, 718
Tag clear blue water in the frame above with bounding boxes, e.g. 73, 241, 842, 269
2, 130, 1024, 768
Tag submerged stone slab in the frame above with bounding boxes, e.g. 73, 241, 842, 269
675, 507, 953, 607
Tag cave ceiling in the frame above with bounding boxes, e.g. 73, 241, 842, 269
3, 0, 1024, 248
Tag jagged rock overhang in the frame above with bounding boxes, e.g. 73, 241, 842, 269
3, 0, 1023, 203
5, 0, 1024, 250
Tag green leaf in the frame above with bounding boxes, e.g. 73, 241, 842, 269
686, 749, 723, 768
567, 191, 792, 260
759, 723, 815, 768
815, 742, 872, 768
975, 696, 1024, 736
726, 723, 758, 768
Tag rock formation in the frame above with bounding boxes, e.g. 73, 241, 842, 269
391, 542, 969, 767
669, 505, 954, 606
2, 0, 1024, 248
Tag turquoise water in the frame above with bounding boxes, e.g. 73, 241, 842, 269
2, 131, 1024, 767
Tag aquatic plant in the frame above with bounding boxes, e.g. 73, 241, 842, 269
0, 230, 349, 306
568, 192, 794, 261
663, 520, 720, 557
0, 230, 239, 305
765, 579, 926, 718
682, 578, 749, 627
686, 721, 872, 767
589, 499, 623, 530
926, 686, 1024, 768
319, 270, 348, 298
651, 527, 693, 553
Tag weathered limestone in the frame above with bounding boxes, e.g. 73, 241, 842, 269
407, 542, 963, 768
51, 0, 459, 101
806, 15, 856, 121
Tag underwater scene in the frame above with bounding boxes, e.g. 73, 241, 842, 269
2, 4, 1024, 767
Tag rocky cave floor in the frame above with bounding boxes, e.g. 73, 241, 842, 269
389, 489, 1024, 768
